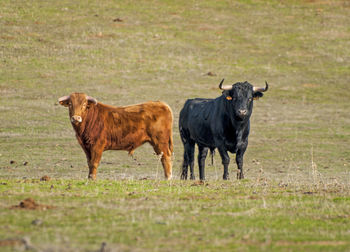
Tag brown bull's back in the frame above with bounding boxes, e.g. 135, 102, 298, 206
98, 101, 173, 154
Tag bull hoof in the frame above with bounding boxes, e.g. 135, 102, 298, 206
180, 173, 187, 180
88, 174, 97, 180
190, 175, 195, 180
237, 172, 244, 180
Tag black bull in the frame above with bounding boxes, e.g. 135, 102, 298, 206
179, 79, 268, 180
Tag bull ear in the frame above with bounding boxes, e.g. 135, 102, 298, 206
222, 90, 233, 100
58, 96, 70, 107
87, 96, 97, 105
253, 81, 268, 100
253, 92, 263, 100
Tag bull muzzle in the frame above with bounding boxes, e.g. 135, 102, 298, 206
71, 115, 82, 124
238, 109, 247, 116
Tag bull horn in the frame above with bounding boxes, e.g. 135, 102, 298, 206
87, 96, 97, 104
253, 81, 269, 92
218, 79, 233, 90
58, 95, 70, 103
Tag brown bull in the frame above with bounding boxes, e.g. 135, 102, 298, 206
58, 93, 173, 180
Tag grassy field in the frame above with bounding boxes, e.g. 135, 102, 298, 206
1, 0, 350, 251
1, 179, 350, 251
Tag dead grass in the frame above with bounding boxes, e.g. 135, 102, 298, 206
0, 0, 350, 250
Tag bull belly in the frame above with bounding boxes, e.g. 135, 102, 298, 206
193, 137, 215, 148
106, 139, 146, 152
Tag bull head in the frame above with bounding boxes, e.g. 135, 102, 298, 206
58, 93, 97, 125
218, 79, 269, 121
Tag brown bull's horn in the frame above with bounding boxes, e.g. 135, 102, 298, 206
87, 96, 98, 104
58, 95, 70, 103
218, 79, 233, 90
253, 81, 269, 92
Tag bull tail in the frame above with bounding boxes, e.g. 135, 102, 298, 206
169, 131, 174, 154
165, 103, 174, 155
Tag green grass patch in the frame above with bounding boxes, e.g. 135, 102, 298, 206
1, 179, 350, 251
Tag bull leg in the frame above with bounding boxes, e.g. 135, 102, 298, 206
181, 142, 195, 180
236, 149, 245, 180
188, 144, 195, 180
218, 147, 230, 180
77, 136, 92, 166
181, 156, 188, 180
151, 142, 172, 180
88, 148, 103, 180
198, 145, 209, 181
180, 145, 189, 180
161, 154, 172, 180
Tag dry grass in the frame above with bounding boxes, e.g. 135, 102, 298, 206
0, 0, 350, 250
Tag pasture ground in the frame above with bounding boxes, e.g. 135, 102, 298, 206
1, 179, 350, 251
1, 0, 350, 251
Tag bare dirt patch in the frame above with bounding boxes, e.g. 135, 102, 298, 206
191, 181, 205, 186
10, 198, 55, 210
302, 83, 319, 88
40, 175, 51, 181
0, 238, 31, 249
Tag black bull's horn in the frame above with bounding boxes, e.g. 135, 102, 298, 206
218, 79, 233, 90
219, 79, 269, 92
253, 81, 269, 92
